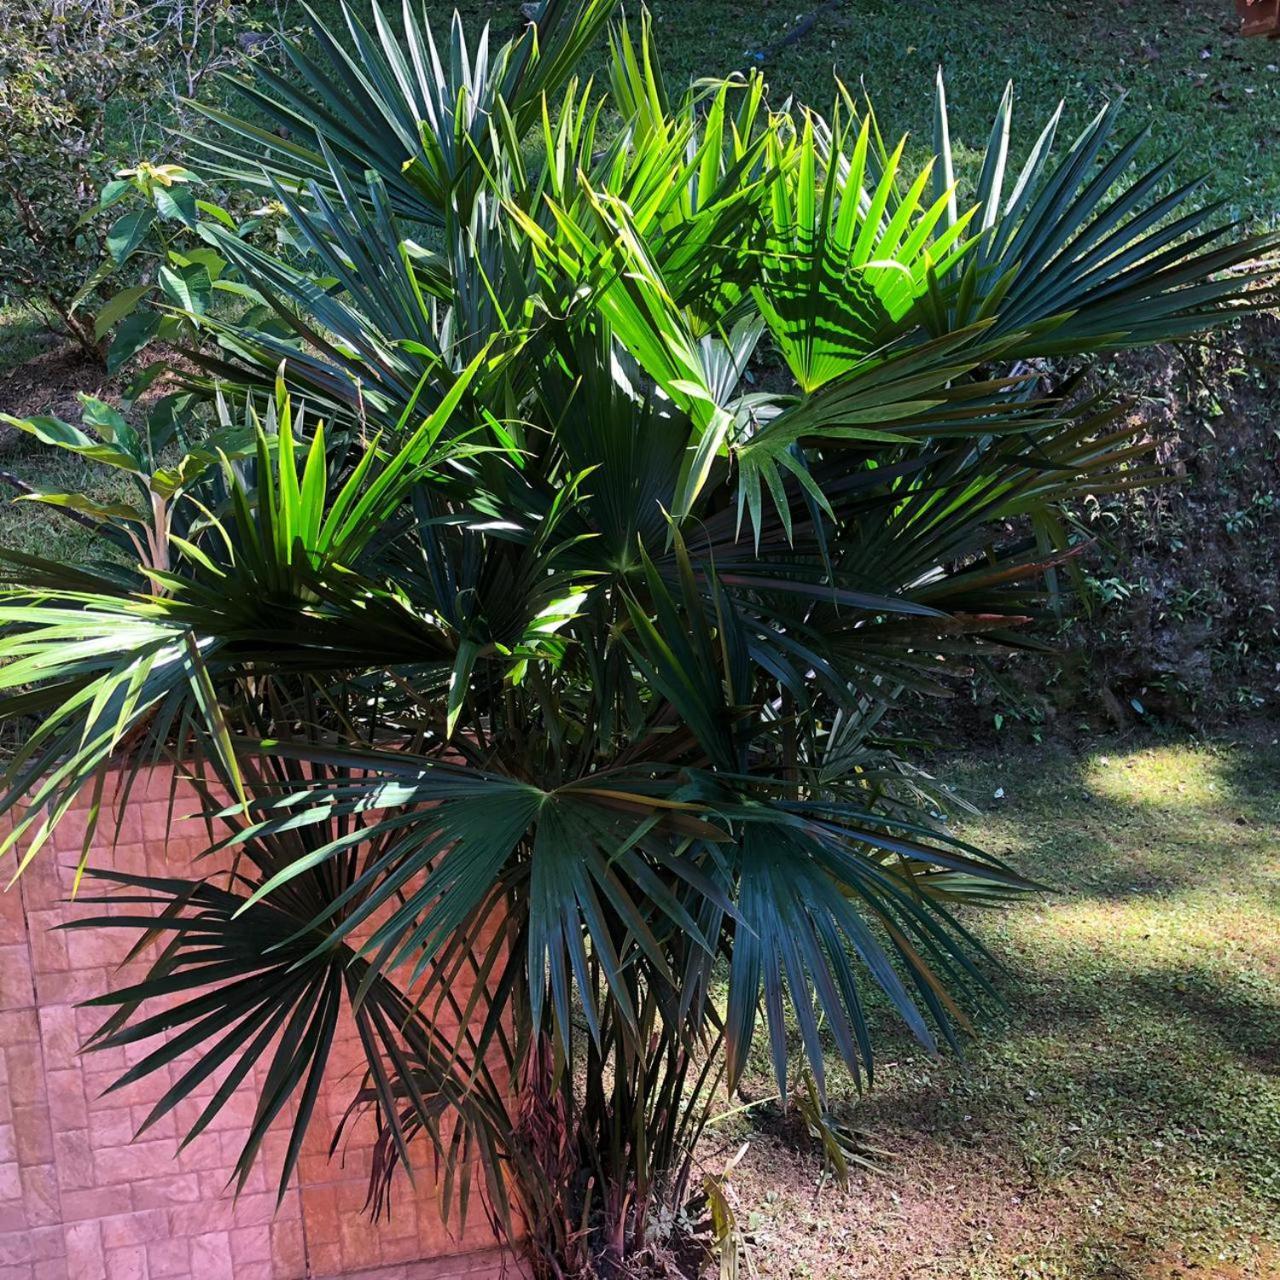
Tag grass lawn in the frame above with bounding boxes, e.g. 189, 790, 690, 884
714, 0, 1280, 225
717, 735, 1280, 1278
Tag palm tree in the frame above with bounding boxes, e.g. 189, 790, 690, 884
0, 3, 1273, 1275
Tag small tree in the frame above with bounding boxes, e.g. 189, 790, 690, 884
0, 3, 1274, 1275
0, 0, 285, 356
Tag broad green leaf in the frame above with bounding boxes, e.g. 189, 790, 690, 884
154, 185, 199, 228
78, 396, 142, 459
158, 262, 213, 315
13, 493, 147, 523
106, 209, 155, 264
0, 414, 142, 472
93, 286, 153, 340
77, 179, 133, 225
107, 310, 161, 373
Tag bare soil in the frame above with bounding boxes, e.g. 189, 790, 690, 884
0, 341, 121, 422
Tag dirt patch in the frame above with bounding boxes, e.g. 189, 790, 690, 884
0, 338, 196, 431
709, 1091, 1280, 1279
910, 312, 1280, 743
0, 342, 119, 421
716, 1129, 1040, 1279
1069, 312, 1280, 723
1133, 1240, 1280, 1280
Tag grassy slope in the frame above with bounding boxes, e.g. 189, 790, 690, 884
721, 737, 1280, 1279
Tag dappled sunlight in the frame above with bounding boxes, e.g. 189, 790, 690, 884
807, 963, 1280, 1278
0, 301, 43, 343
771, 736, 1280, 1276
1080, 744, 1244, 811
959, 737, 1280, 1039
947, 738, 1280, 906
1004, 892, 1280, 972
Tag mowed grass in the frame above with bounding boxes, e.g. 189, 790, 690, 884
658, 0, 1280, 225
720, 737, 1280, 1279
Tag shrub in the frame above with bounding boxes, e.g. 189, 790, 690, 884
0, 3, 1274, 1275
0, 0, 282, 356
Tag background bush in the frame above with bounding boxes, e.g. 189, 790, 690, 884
0, 0, 287, 356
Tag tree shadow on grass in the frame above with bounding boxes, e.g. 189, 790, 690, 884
732, 736, 1280, 1276
849, 961, 1280, 1191
944, 737, 1280, 904
1131, 965, 1280, 1076
844, 735, 1280, 1159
